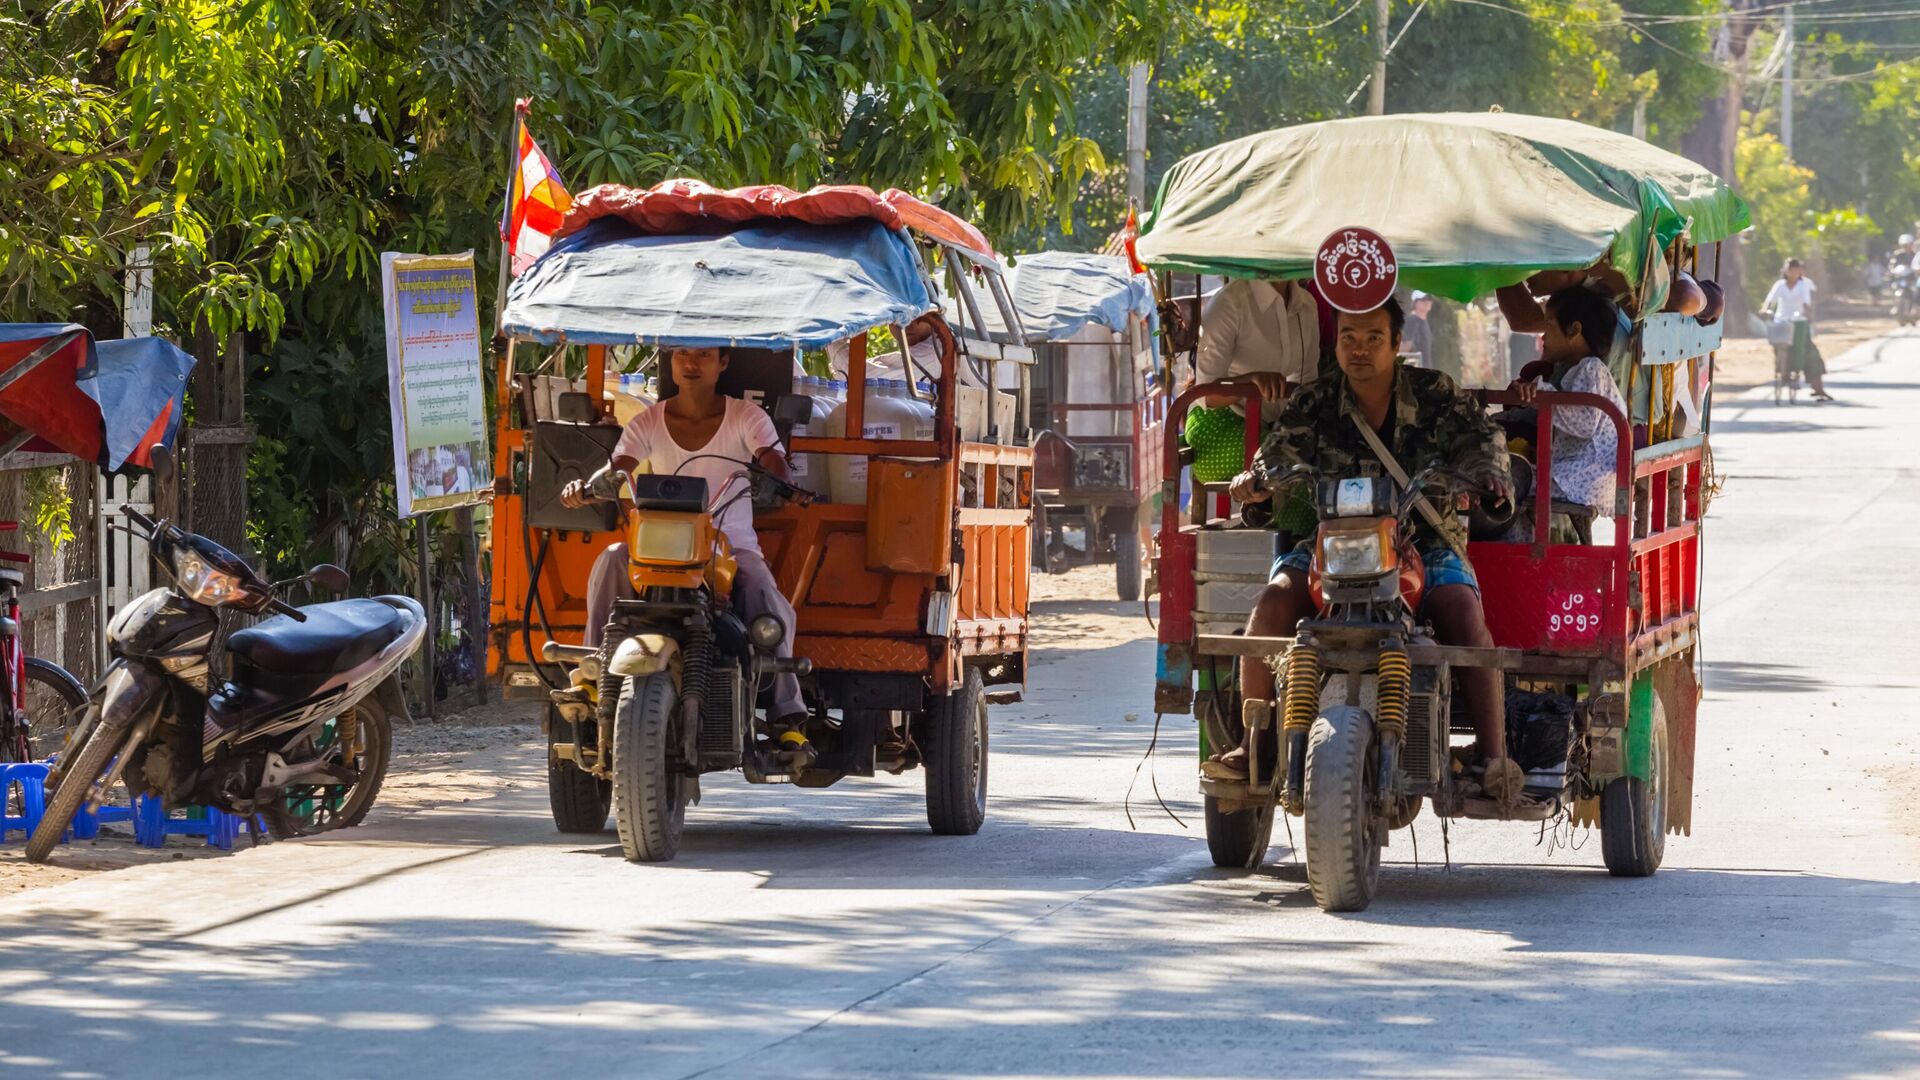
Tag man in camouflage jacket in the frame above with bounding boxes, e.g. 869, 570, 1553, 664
1205, 297, 1525, 805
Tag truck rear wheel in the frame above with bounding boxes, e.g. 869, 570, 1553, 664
926, 669, 988, 835
1203, 796, 1273, 868
548, 704, 611, 834
1114, 525, 1142, 602
612, 672, 686, 862
1302, 706, 1382, 912
1601, 688, 1667, 876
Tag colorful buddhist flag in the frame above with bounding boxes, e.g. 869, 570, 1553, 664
500, 102, 573, 277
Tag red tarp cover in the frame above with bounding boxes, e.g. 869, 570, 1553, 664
554, 179, 996, 261
0, 330, 100, 463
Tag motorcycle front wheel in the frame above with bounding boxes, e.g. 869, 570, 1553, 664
1302, 705, 1383, 913
265, 696, 393, 839
612, 672, 686, 862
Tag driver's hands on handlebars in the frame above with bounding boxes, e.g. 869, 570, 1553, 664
560, 462, 627, 509
1228, 469, 1270, 504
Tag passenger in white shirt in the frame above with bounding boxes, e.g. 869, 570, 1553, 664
563, 346, 806, 725
1763, 258, 1833, 401
1194, 279, 1321, 420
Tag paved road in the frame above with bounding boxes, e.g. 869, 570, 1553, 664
5, 335, 1920, 1079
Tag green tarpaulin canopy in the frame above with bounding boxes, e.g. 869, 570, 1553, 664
1136, 112, 1750, 304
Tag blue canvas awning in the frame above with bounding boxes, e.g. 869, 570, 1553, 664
945, 250, 1154, 343
501, 218, 936, 349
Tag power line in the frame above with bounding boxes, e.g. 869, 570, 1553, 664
1438, 0, 1920, 85
1272, 0, 1372, 33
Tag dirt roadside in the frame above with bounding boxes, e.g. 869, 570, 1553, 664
0, 567, 1128, 894
0, 709, 545, 894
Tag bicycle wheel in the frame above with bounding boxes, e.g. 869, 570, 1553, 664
23, 658, 86, 762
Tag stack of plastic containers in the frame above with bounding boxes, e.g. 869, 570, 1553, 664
823, 378, 936, 503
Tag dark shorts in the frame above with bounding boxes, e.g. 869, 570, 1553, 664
1272, 546, 1480, 595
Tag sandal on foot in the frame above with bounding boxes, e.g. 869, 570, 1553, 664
1199, 746, 1250, 781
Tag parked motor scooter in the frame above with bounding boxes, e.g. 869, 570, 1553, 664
25, 449, 424, 862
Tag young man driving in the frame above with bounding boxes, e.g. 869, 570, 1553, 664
1204, 298, 1525, 806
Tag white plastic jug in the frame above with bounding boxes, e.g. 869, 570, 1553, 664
824, 379, 921, 504
613, 372, 655, 428
787, 377, 836, 496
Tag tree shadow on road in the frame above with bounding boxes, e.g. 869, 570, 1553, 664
1, 852, 1914, 1080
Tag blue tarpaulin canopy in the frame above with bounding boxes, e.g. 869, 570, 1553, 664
0, 324, 194, 472
501, 217, 936, 349
945, 251, 1153, 343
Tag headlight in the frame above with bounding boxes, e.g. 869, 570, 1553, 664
748, 614, 786, 651
632, 518, 698, 564
175, 549, 245, 605
1320, 530, 1387, 577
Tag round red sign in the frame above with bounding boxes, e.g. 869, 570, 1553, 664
1314, 227, 1399, 314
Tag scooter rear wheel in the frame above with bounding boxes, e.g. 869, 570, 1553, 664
265, 696, 393, 838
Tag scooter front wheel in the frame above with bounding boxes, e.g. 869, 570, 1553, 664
612, 672, 686, 862
24, 703, 130, 864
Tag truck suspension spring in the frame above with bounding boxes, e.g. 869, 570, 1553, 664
1281, 643, 1321, 734
1375, 644, 1411, 741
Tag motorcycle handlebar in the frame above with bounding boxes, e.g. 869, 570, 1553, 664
120, 503, 157, 532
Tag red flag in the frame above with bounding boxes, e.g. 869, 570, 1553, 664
1122, 206, 1146, 275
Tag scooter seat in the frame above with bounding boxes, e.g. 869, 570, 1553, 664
227, 598, 409, 676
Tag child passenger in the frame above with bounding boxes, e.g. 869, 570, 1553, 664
1495, 284, 1629, 540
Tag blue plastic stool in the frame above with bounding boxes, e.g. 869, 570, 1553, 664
130, 798, 264, 850
3, 761, 263, 849
0, 762, 50, 839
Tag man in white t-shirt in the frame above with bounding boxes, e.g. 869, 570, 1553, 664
563, 346, 807, 726
1195, 278, 1322, 420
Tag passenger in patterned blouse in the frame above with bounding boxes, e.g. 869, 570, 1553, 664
1495, 283, 1629, 534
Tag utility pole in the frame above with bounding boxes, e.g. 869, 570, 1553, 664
1369, 0, 1389, 115
1127, 62, 1149, 210
1782, 3, 1795, 157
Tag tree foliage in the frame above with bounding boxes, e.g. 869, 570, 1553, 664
1031, 0, 1725, 253
5, 0, 1166, 582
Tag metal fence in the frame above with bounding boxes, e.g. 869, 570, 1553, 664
0, 451, 102, 688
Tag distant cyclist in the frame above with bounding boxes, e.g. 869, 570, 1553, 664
1763, 258, 1834, 403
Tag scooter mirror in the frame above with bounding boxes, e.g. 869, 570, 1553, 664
772, 393, 814, 427
149, 443, 175, 482
308, 563, 350, 596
